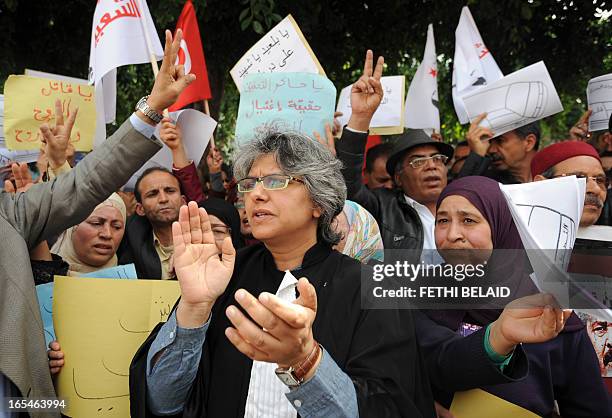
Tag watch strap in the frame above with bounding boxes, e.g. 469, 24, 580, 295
292, 342, 322, 382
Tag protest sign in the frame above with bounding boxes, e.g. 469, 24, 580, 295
25, 69, 106, 147
451, 389, 539, 418
124, 109, 217, 190
54, 276, 180, 417
0, 94, 39, 164
230, 15, 325, 92
36, 264, 138, 347
500, 177, 612, 322
587, 73, 612, 132
235, 72, 336, 145
462, 61, 563, 137
336, 75, 405, 135
3, 75, 96, 151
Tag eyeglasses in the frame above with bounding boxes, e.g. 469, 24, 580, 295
402, 154, 449, 170
550, 173, 610, 190
211, 224, 232, 241
237, 174, 305, 193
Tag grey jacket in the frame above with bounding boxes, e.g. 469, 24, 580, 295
0, 118, 161, 417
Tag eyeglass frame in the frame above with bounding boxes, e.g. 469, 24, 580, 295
211, 224, 232, 241
399, 154, 449, 171
236, 174, 305, 193
549, 172, 610, 190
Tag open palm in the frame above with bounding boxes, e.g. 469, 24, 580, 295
173, 202, 235, 306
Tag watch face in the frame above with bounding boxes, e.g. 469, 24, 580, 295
275, 370, 300, 387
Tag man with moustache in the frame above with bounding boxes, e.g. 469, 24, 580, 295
337, 125, 453, 263
458, 113, 540, 184
118, 167, 186, 279
531, 141, 608, 229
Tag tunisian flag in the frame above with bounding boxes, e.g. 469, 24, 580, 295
169, 0, 212, 111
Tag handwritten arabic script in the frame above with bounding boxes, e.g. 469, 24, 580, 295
230, 15, 324, 92
94, 0, 141, 45
3, 75, 96, 151
235, 72, 336, 146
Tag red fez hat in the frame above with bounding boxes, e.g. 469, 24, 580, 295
531, 141, 601, 176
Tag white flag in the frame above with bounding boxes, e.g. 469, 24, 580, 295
404, 24, 440, 134
452, 6, 503, 124
88, 0, 163, 125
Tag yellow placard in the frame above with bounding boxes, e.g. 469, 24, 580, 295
450, 389, 540, 418
53, 276, 181, 417
3, 75, 96, 151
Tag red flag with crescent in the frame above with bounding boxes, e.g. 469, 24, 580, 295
169, 0, 211, 111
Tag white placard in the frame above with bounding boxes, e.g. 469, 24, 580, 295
230, 15, 324, 92
463, 61, 563, 137
500, 177, 612, 321
587, 73, 612, 132
336, 75, 405, 133
124, 109, 216, 190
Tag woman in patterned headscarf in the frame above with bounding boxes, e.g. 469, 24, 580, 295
333, 200, 384, 264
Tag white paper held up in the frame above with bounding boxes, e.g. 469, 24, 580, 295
500, 177, 612, 322
124, 109, 216, 190
463, 61, 563, 138
336, 75, 405, 132
587, 73, 612, 132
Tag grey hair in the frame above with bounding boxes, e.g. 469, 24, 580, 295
232, 131, 346, 245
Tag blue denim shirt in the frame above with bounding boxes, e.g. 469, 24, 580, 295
146, 310, 359, 417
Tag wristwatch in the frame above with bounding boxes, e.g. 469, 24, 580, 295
135, 95, 163, 124
275, 343, 322, 388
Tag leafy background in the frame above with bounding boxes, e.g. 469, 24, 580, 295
0, 0, 610, 156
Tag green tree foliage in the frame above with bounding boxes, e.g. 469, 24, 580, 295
0, 0, 610, 153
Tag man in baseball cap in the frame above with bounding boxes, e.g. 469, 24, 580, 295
532, 141, 608, 227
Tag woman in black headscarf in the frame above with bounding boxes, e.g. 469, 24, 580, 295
418, 176, 611, 417
130, 130, 435, 418
198, 197, 245, 250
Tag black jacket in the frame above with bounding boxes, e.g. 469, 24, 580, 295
117, 214, 163, 279
596, 192, 612, 226
336, 129, 424, 261
458, 151, 522, 184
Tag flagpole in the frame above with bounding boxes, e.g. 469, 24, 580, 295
201, 99, 216, 149
136, 0, 169, 117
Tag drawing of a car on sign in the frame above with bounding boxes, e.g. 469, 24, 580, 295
466, 81, 547, 131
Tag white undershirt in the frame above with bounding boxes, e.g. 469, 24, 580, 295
243, 271, 299, 418
404, 194, 444, 265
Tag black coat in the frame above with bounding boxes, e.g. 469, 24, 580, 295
117, 214, 162, 280
130, 242, 436, 417
335, 129, 424, 262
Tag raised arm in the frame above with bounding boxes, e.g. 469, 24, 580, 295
0, 29, 195, 249
335, 50, 385, 218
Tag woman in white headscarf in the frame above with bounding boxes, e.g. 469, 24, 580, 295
51, 193, 127, 274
